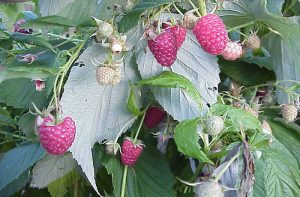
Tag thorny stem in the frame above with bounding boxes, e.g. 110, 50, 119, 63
188, 0, 201, 17
198, 0, 207, 16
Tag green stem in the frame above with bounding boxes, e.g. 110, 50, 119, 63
120, 166, 128, 197
172, 3, 184, 17
133, 104, 150, 143
227, 21, 255, 33
120, 104, 150, 197
0, 130, 26, 140
198, 0, 207, 16
74, 180, 79, 197
188, 0, 201, 17
47, 33, 84, 42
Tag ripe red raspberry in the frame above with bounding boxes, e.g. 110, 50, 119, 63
121, 138, 143, 166
39, 117, 76, 155
193, 14, 228, 55
144, 106, 166, 128
147, 30, 177, 67
163, 24, 187, 49
221, 41, 243, 60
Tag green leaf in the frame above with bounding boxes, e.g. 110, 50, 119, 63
219, 59, 275, 86
32, 154, 77, 188
174, 118, 212, 164
21, 16, 75, 28
266, 0, 284, 15
39, 0, 99, 26
19, 112, 37, 140
102, 144, 175, 197
10, 33, 53, 49
0, 78, 49, 109
253, 138, 300, 197
47, 170, 80, 197
137, 71, 202, 110
267, 119, 300, 165
127, 85, 141, 115
0, 143, 45, 190
0, 114, 16, 126
0, 170, 29, 197
210, 103, 261, 132
60, 46, 138, 193
118, 0, 182, 32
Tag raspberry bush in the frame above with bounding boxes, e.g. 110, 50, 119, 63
0, 0, 300, 197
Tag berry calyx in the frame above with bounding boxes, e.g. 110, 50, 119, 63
39, 117, 76, 155
281, 104, 298, 122
205, 115, 225, 136
221, 41, 243, 60
96, 66, 121, 85
121, 138, 144, 166
193, 14, 228, 55
144, 106, 166, 128
147, 29, 177, 67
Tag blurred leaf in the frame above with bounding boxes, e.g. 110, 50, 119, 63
47, 170, 80, 197
39, 0, 100, 26
219, 0, 300, 104
32, 154, 77, 188
0, 78, 49, 109
19, 112, 38, 140
266, 0, 284, 15
127, 85, 141, 115
174, 118, 212, 164
0, 170, 29, 197
0, 143, 45, 191
219, 59, 275, 86
21, 16, 75, 28
10, 33, 53, 49
102, 144, 175, 197
118, 0, 182, 32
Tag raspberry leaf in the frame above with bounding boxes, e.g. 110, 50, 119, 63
60, 26, 142, 193
0, 143, 46, 191
137, 30, 220, 121
137, 71, 203, 110
47, 170, 81, 197
252, 134, 300, 197
174, 118, 213, 164
31, 154, 77, 188
210, 103, 262, 132
102, 144, 175, 197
